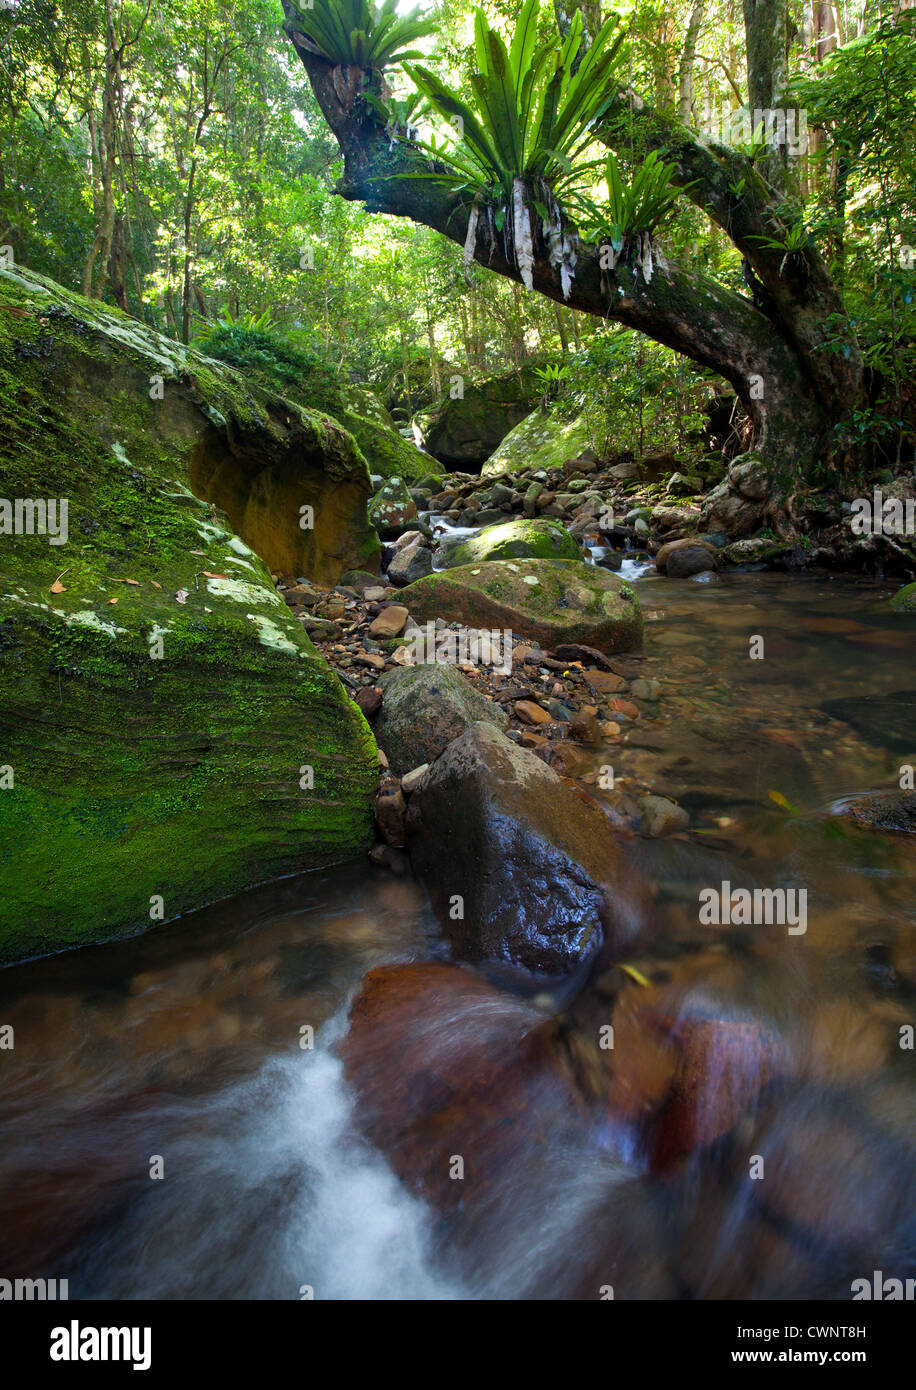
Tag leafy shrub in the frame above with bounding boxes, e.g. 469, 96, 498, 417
196, 322, 345, 417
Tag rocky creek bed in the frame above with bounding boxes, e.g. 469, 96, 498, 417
2, 541, 912, 1299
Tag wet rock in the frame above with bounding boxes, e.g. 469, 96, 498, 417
655, 537, 717, 578
387, 538, 434, 586
552, 643, 617, 670
515, 699, 552, 725
569, 708, 601, 744
582, 670, 627, 696
406, 721, 643, 973
339, 961, 584, 1214
652, 1011, 777, 1169
373, 663, 508, 773
836, 790, 916, 834
640, 795, 690, 837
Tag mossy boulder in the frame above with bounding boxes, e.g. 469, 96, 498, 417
481, 411, 593, 478
888, 581, 916, 612
400, 559, 642, 652
0, 265, 379, 962
420, 365, 542, 470
341, 385, 432, 482
442, 517, 581, 569
368, 476, 417, 537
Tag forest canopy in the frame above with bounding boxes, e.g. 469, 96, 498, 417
2, 0, 914, 475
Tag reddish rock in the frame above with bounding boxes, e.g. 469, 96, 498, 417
610, 698, 640, 719
652, 1011, 776, 1170
339, 962, 585, 1210
354, 686, 382, 717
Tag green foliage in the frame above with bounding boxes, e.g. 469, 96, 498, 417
195, 322, 345, 416
285, 0, 435, 70
560, 328, 712, 459
586, 150, 684, 245
406, 0, 624, 204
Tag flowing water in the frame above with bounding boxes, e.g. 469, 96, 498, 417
0, 568, 913, 1299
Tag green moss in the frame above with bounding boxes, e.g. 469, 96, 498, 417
344, 410, 432, 480
445, 517, 582, 567
887, 581, 916, 612
400, 558, 642, 653
0, 265, 379, 962
481, 411, 593, 478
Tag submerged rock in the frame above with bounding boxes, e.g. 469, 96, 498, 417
0, 265, 378, 962
400, 558, 643, 653
405, 721, 645, 973
836, 790, 916, 834
339, 961, 585, 1215
373, 663, 508, 773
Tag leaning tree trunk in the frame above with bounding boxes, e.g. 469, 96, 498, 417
281, 0, 865, 478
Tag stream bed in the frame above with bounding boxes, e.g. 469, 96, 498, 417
1, 568, 913, 1299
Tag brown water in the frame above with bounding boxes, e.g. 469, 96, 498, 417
0, 571, 913, 1299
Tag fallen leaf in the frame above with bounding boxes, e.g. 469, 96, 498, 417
108, 596, 119, 605
150, 581, 162, 589
619, 963, 651, 988
175, 589, 188, 604
124, 578, 141, 587
768, 789, 800, 815
49, 579, 66, 594
202, 571, 229, 579
189, 550, 205, 556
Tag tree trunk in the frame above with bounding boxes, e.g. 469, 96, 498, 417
281, 2, 865, 475
678, 0, 706, 125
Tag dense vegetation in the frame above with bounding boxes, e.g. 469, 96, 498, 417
2, 0, 914, 473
